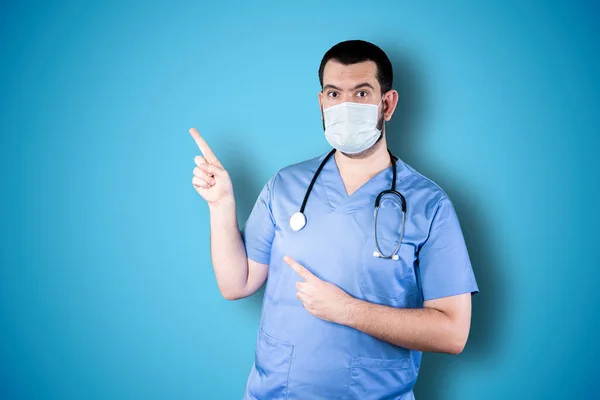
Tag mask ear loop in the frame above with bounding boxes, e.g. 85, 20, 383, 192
376, 95, 386, 134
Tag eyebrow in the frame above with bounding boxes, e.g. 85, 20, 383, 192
323, 82, 375, 91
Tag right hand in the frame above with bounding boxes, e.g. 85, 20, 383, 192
189, 127, 234, 206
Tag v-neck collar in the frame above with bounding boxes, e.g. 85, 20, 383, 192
316, 149, 410, 212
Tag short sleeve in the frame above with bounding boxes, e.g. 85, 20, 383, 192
417, 197, 479, 301
241, 176, 277, 265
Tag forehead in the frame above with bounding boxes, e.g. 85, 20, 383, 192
322, 59, 379, 90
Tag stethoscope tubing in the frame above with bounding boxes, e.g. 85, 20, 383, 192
293, 148, 407, 260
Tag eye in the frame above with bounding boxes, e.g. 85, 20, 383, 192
327, 91, 338, 98
356, 90, 369, 98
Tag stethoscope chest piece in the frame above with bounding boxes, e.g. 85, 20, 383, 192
289, 211, 306, 231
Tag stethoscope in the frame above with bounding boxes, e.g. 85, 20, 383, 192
289, 148, 407, 260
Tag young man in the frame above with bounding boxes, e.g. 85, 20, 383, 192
190, 40, 479, 400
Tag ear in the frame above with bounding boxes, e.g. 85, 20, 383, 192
318, 91, 325, 121
383, 90, 399, 121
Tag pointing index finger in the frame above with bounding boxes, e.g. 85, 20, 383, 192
284, 256, 314, 281
189, 128, 218, 163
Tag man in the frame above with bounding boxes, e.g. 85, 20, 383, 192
189, 40, 479, 400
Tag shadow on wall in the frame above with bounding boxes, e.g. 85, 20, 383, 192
383, 44, 505, 399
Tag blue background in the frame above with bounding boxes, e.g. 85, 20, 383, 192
1, 1, 599, 399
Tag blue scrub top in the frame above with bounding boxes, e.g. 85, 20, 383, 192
241, 151, 479, 400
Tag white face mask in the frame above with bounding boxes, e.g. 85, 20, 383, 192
322, 98, 383, 154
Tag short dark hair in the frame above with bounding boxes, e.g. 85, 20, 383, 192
318, 40, 393, 95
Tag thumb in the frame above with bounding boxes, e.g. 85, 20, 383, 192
201, 163, 226, 177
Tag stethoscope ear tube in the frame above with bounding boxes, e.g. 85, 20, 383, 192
374, 189, 406, 212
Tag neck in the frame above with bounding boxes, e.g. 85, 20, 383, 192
334, 137, 392, 178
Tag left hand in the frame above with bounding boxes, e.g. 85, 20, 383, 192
283, 256, 355, 324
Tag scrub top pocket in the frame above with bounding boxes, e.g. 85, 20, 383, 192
246, 327, 294, 400
359, 235, 419, 306
346, 356, 416, 400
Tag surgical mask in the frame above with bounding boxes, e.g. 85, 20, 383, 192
322, 98, 383, 154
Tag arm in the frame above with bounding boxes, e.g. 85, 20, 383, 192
285, 256, 472, 354
341, 293, 472, 354
340, 196, 478, 353
208, 198, 268, 300
189, 127, 268, 300
284, 194, 478, 354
